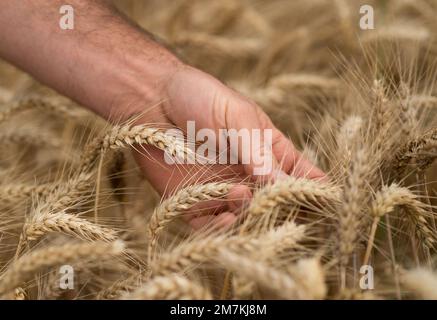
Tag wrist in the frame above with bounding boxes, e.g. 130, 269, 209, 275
89, 43, 184, 123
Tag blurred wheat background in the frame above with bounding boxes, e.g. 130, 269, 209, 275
1, 0, 437, 299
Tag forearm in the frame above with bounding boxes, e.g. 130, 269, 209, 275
0, 0, 181, 120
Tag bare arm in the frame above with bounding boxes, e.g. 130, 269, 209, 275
0, 0, 180, 120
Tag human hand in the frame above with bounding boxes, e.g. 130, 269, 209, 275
132, 64, 326, 228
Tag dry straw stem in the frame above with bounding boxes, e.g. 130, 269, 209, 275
80, 124, 192, 172
24, 211, 118, 242
0, 95, 87, 124
217, 250, 326, 299
151, 222, 305, 276
122, 275, 212, 300
148, 182, 231, 252
0, 240, 125, 295
248, 176, 340, 216
400, 268, 437, 299
395, 127, 437, 174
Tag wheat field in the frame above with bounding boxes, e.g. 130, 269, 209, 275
1, 0, 437, 300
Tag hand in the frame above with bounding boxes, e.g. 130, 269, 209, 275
132, 64, 325, 228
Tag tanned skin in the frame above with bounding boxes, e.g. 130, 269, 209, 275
0, 1, 325, 228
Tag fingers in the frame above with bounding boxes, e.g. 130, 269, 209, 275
223, 95, 326, 181
221, 98, 282, 181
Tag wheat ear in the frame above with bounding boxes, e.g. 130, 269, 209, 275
0, 95, 87, 124
395, 127, 437, 174
0, 240, 125, 295
0, 172, 93, 206
96, 274, 145, 300
173, 32, 264, 59
24, 211, 118, 242
364, 184, 436, 265
122, 275, 212, 300
0, 183, 54, 203
148, 182, 231, 255
233, 222, 307, 298
80, 124, 192, 172
217, 250, 325, 299
248, 176, 340, 216
338, 146, 369, 289
152, 222, 305, 276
